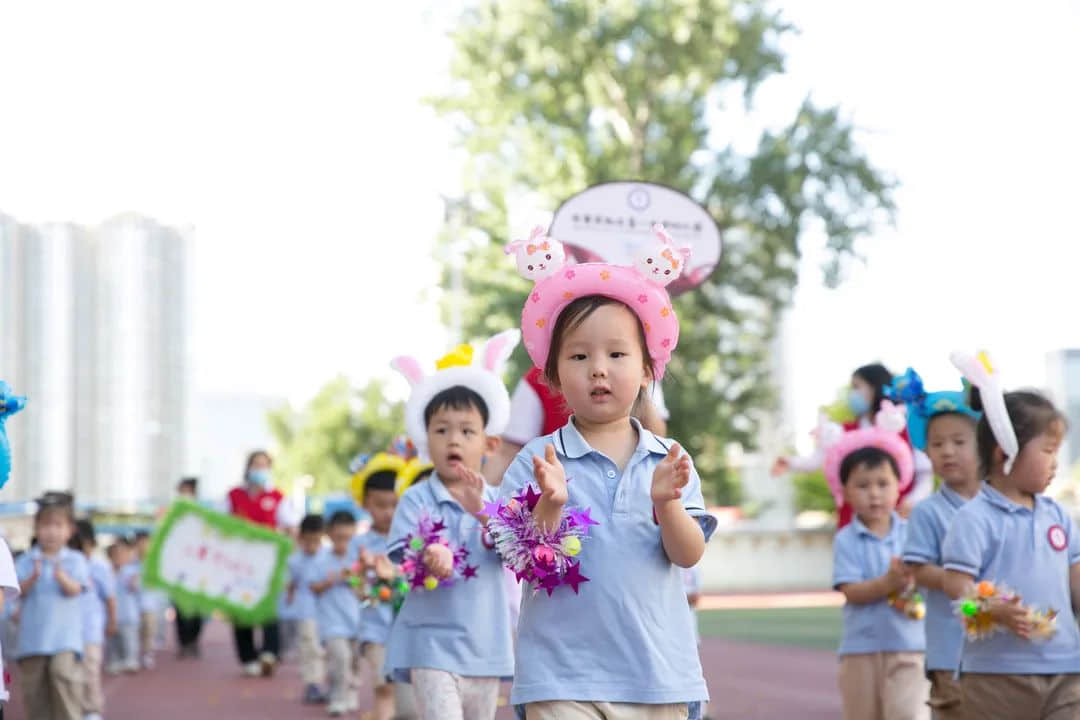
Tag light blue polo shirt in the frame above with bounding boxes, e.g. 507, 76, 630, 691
14, 546, 89, 658
903, 487, 970, 671
281, 549, 321, 622
501, 418, 711, 706
82, 556, 117, 647
312, 544, 361, 640
833, 512, 925, 656
383, 473, 514, 681
114, 563, 141, 626
351, 530, 394, 645
942, 485, 1080, 674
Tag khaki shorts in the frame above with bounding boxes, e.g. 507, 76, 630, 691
526, 701, 689, 720
837, 652, 930, 720
361, 642, 389, 689
927, 670, 963, 719
960, 673, 1080, 720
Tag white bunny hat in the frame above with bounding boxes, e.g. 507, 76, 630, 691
950, 350, 1018, 474
391, 329, 520, 455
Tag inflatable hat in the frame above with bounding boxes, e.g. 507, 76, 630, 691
887, 367, 981, 451
950, 350, 1017, 473
820, 401, 915, 507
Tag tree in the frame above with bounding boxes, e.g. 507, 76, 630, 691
432, 0, 895, 504
266, 377, 404, 497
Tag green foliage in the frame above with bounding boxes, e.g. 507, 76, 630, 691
266, 377, 404, 497
791, 469, 836, 515
433, 0, 896, 504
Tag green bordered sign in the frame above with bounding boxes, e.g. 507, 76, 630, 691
143, 499, 292, 626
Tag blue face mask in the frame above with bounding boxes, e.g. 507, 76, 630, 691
848, 388, 871, 417
247, 469, 272, 488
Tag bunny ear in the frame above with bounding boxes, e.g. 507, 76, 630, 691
950, 350, 992, 388
528, 226, 546, 242
653, 223, 674, 246
479, 329, 520, 374
678, 246, 692, 261
504, 240, 523, 255
391, 356, 425, 387
874, 400, 908, 434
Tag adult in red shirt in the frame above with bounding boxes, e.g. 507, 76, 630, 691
226, 450, 296, 677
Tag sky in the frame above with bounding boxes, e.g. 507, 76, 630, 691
2, 0, 1079, 453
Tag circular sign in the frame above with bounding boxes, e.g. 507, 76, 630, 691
1048, 524, 1067, 551
549, 182, 722, 297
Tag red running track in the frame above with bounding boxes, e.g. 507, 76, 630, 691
3, 620, 840, 719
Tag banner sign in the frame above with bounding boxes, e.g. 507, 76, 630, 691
549, 182, 722, 296
143, 499, 292, 626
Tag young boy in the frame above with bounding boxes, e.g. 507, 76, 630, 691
351, 462, 402, 720
133, 530, 165, 669
310, 511, 361, 717
15, 496, 89, 720
289, 513, 328, 704
385, 332, 518, 720
900, 379, 981, 720
71, 519, 116, 720
107, 539, 140, 674
833, 446, 929, 720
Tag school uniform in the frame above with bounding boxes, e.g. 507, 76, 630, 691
287, 549, 325, 688
500, 419, 712, 720
942, 485, 1080, 718
833, 513, 929, 720
903, 487, 971, 718
15, 546, 89, 720
80, 555, 116, 716
0, 539, 18, 707
108, 563, 140, 673
384, 473, 514, 720
351, 532, 393, 685
313, 545, 362, 712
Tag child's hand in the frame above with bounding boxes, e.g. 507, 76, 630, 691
106, 619, 117, 637
450, 464, 486, 516
884, 557, 911, 594
422, 543, 454, 580
989, 596, 1033, 639
533, 444, 568, 509
357, 549, 374, 572
30, 559, 42, 581
651, 443, 692, 506
53, 563, 69, 584
373, 554, 395, 582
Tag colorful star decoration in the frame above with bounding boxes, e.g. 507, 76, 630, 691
399, 513, 477, 591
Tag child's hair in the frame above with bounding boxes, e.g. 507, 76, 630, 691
35, 493, 75, 525
68, 518, 96, 551
926, 411, 978, 437
177, 476, 198, 493
839, 446, 900, 485
423, 386, 489, 428
134, 530, 150, 542
299, 514, 325, 535
326, 510, 356, 529
364, 471, 397, 496
970, 388, 1066, 475
853, 363, 894, 414
244, 449, 272, 474
543, 296, 654, 387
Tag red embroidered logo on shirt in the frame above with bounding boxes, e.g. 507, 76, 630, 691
1048, 524, 1067, 551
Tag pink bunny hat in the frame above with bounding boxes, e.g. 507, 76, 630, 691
509, 224, 691, 380
822, 401, 915, 507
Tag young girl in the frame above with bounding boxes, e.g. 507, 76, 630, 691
942, 351, 1080, 718
71, 519, 117, 720
497, 226, 712, 719
775, 363, 933, 527
896, 368, 981, 719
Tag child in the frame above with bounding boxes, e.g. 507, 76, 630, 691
289, 513, 328, 704
70, 519, 116, 720
895, 369, 981, 719
107, 539, 140, 674
310, 510, 361, 717
15, 496, 89, 720
385, 330, 519, 720
351, 454, 406, 720
0, 533, 18, 717
133, 530, 165, 669
942, 352, 1080, 718
497, 227, 712, 718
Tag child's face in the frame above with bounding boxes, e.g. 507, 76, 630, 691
328, 522, 355, 554
364, 488, 398, 533
111, 545, 133, 568
426, 404, 492, 482
35, 510, 72, 552
926, 414, 979, 488
1009, 422, 1063, 495
843, 461, 900, 527
298, 531, 322, 555
135, 537, 149, 558
554, 303, 649, 426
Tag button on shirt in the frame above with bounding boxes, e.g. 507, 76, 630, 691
902, 487, 970, 671
383, 473, 513, 680
500, 418, 711, 706
942, 485, 1080, 674
82, 556, 117, 647
833, 513, 925, 656
312, 545, 361, 640
14, 546, 89, 658
351, 531, 394, 645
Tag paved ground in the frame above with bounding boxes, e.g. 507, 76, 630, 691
3, 604, 843, 719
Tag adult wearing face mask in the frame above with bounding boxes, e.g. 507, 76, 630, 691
773, 363, 932, 528
226, 450, 295, 677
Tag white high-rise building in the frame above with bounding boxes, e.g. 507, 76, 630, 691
0, 212, 193, 506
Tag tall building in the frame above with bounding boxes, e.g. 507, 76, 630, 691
1046, 349, 1080, 471
0, 212, 193, 506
